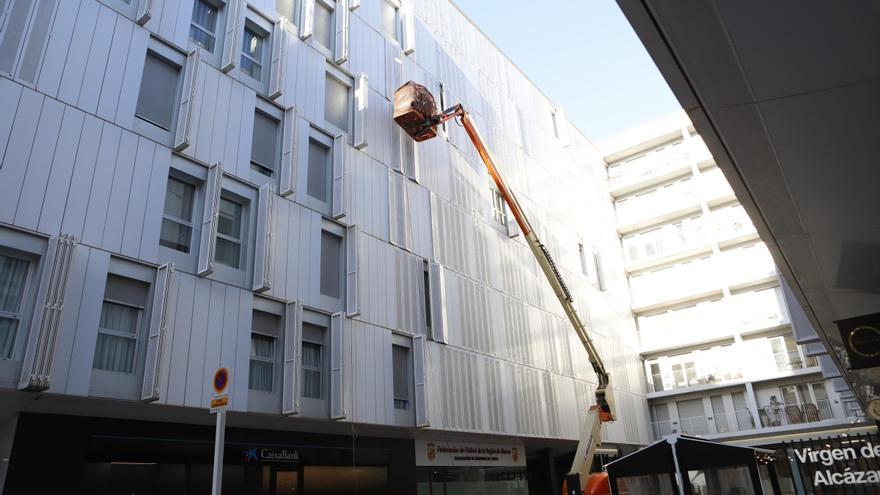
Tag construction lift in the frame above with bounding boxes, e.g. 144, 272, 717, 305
393, 81, 615, 495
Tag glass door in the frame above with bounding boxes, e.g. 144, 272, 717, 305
710, 395, 729, 433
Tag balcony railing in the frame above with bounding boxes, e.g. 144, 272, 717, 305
758, 400, 834, 427
608, 145, 690, 191
721, 243, 778, 286
622, 218, 710, 266
629, 257, 718, 308
774, 349, 819, 372
648, 368, 745, 394
650, 410, 756, 440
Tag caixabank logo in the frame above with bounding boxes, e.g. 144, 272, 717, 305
242, 447, 301, 463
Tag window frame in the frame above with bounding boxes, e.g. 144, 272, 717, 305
302, 126, 335, 216
299, 309, 330, 417
189, 0, 227, 66
89, 259, 155, 401
93, 297, 144, 375
381, 0, 400, 42
310, 0, 336, 58
249, 331, 277, 392
209, 178, 256, 286
323, 66, 353, 136
235, 8, 274, 94
0, 251, 33, 361
318, 226, 344, 306
249, 98, 285, 186
157, 158, 207, 274
391, 333, 415, 425
248, 300, 285, 412
490, 187, 507, 229
215, 195, 245, 270
133, 39, 187, 146
159, 176, 197, 254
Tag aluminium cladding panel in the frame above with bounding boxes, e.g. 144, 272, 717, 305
140, 0, 191, 49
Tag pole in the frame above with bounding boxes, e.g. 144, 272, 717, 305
211, 409, 226, 495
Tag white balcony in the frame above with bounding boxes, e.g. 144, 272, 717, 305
608, 142, 691, 193
720, 242, 778, 287
629, 256, 719, 309
698, 167, 736, 203
615, 178, 700, 229
712, 204, 757, 243
622, 216, 710, 267
651, 409, 756, 440
728, 286, 789, 332
758, 399, 834, 427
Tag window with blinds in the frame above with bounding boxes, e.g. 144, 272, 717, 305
160, 177, 196, 253
249, 310, 280, 392
136, 52, 180, 131
0, 254, 29, 359
392, 344, 410, 410
251, 110, 280, 177
93, 275, 149, 374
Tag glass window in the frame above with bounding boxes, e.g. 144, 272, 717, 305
302, 340, 323, 399
249, 333, 275, 391
307, 139, 331, 202
0, 255, 29, 359
189, 0, 219, 53
324, 74, 349, 132
160, 177, 195, 253
251, 111, 279, 177
491, 188, 507, 227
92, 276, 148, 374
241, 26, 264, 81
381, 1, 398, 41
313, 1, 333, 50
136, 53, 179, 130
392, 344, 409, 410
319, 231, 341, 298
215, 197, 243, 269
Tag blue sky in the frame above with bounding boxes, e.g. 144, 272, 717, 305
452, 0, 681, 142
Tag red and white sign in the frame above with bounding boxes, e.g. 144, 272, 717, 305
210, 367, 229, 413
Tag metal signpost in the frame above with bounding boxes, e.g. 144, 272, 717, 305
210, 367, 229, 495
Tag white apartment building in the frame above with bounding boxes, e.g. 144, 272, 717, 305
599, 112, 868, 449
0, 0, 649, 493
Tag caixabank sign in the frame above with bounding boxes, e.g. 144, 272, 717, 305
785, 432, 880, 493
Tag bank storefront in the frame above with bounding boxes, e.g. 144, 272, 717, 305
415, 438, 529, 494
5, 413, 415, 494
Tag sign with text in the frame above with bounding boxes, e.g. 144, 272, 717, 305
786, 432, 880, 491
210, 367, 229, 413
415, 439, 526, 467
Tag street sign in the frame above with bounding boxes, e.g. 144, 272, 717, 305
210, 367, 229, 413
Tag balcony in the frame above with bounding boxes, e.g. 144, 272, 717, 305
728, 286, 789, 333
689, 137, 714, 165
615, 178, 700, 229
773, 349, 818, 372
608, 143, 690, 193
638, 299, 729, 351
758, 400, 834, 427
622, 217, 710, 268
720, 242, 778, 287
713, 205, 757, 243
651, 409, 756, 440
699, 167, 736, 203
629, 256, 718, 309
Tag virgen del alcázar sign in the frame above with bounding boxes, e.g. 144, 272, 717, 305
786, 432, 880, 491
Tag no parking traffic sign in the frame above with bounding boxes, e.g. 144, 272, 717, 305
210, 367, 229, 413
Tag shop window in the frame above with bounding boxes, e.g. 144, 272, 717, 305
0, 254, 29, 359
215, 196, 244, 269
324, 72, 351, 133
93, 275, 148, 374
249, 311, 279, 392
160, 177, 196, 253
319, 231, 342, 298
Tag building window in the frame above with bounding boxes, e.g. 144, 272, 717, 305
251, 110, 280, 177
302, 330, 323, 399
215, 197, 243, 269
276, 0, 298, 22
423, 261, 431, 334
160, 177, 196, 253
241, 26, 265, 81
135, 52, 180, 130
93, 275, 148, 374
324, 73, 350, 132
190, 0, 220, 53
249, 333, 275, 391
381, 0, 399, 41
313, 0, 333, 50
307, 139, 331, 202
319, 231, 342, 298
491, 188, 507, 227
578, 243, 588, 276
593, 248, 606, 291
0, 254, 29, 359
392, 344, 410, 410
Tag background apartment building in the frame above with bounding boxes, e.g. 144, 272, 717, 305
0, 0, 649, 493
599, 112, 868, 449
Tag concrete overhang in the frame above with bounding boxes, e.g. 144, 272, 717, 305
614, 0, 880, 412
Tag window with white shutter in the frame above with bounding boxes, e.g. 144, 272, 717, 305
353, 73, 368, 149
141, 263, 173, 401
388, 171, 411, 250
280, 107, 308, 197
313, 0, 333, 51
381, 0, 399, 41
400, 0, 415, 55
173, 49, 201, 151
325, 72, 351, 134
268, 18, 287, 99
252, 184, 275, 293
281, 300, 302, 415
333, 0, 349, 64
189, 0, 227, 61
18, 234, 77, 392
329, 312, 345, 419
220, 0, 242, 72
428, 262, 447, 344
299, 0, 315, 40
413, 334, 428, 427
345, 225, 359, 317
197, 163, 222, 276
331, 133, 345, 219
